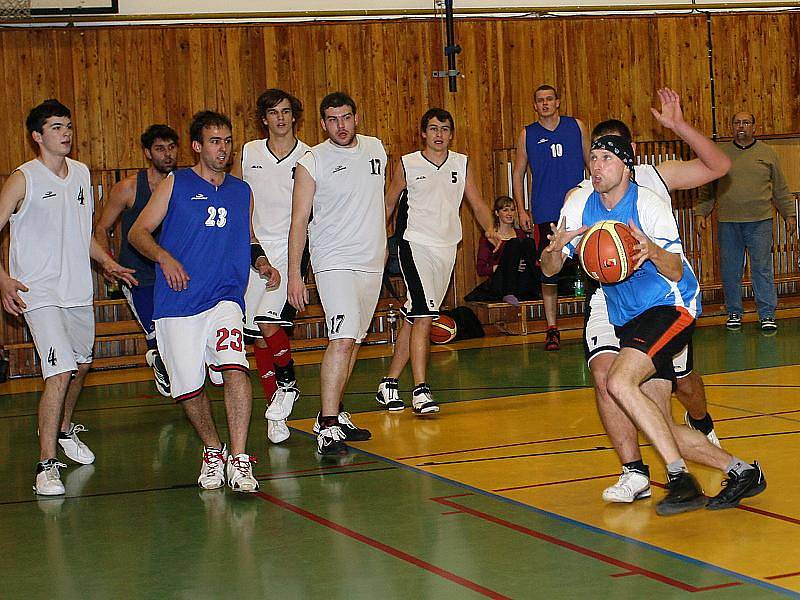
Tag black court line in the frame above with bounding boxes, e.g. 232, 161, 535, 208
416, 429, 800, 467
0, 465, 396, 507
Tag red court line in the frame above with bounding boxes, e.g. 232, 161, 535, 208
493, 473, 618, 493
431, 494, 742, 593
766, 571, 800, 580
255, 491, 512, 599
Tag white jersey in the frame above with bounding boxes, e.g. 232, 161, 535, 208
241, 138, 310, 242
401, 150, 468, 247
10, 158, 94, 312
297, 134, 387, 273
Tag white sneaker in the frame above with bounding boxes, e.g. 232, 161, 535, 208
684, 412, 721, 448
376, 378, 405, 411
146, 349, 171, 397
267, 419, 290, 444
58, 423, 95, 464
602, 467, 651, 503
33, 459, 67, 496
198, 445, 228, 490
227, 453, 259, 492
412, 384, 439, 415
265, 385, 299, 421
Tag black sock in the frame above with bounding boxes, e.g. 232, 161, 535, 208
319, 415, 339, 429
623, 460, 650, 477
688, 412, 714, 435
413, 382, 429, 394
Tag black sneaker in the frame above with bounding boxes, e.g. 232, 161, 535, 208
544, 327, 560, 351
707, 461, 766, 510
316, 425, 348, 456
725, 313, 742, 330
656, 472, 707, 516
760, 317, 777, 333
312, 412, 371, 441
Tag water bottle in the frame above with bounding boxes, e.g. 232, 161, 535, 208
574, 273, 585, 298
386, 304, 398, 344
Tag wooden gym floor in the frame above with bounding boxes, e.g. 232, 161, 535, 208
1, 320, 799, 598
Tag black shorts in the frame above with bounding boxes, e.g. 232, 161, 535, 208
535, 221, 559, 285
614, 306, 695, 383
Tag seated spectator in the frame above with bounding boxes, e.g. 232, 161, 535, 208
467, 196, 539, 305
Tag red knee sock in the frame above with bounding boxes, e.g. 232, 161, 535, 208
266, 328, 292, 367
254, 343, 277, 402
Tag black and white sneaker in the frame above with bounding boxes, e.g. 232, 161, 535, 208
707, 461, 767, 510
412, 384, 439, 415
656, 472, 707, 516
316, 425, 348, 456
376, 378, 405, 411
146, 349, 171, 397
725, 313, 742, 330
760, 317, 777, 333
313, 412, 371, 441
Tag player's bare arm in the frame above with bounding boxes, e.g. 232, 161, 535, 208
287, 164, 314, 312
94, 174, 136, 256
576, 118, 591, 167
129, 176, 189, 292
384, 159, 406, 226
89, 237, 138, 287
249, 192, 280, 288
541, 217, 586, 277
628, 221, 683, 280
651, 87, 731, 191
511, 128, 532, 232
463, 167, 501, 248
0, 171, 29, 315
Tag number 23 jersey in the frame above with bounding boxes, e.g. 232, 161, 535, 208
153, 168, 251, 319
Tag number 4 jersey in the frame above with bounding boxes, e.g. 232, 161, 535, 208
153, 168, 251, 319
297, 134, 387, 274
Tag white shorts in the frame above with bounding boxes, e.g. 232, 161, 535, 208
155, 301, 249, 401
315, 270, 382, 342
584, 288, 692, 378
244, 241, 291, 337
25, 305, 94, 380
399, 240, 456, 321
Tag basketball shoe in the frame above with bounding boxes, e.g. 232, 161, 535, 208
227, 454, 259, 493
145, 349, 171, 397
412, 384, 439, 414
656, 472, 707, 516
602, 466, 651, 503
33, 459, 67, 496
58, 423, 95, 464
707, 461, 766, 510
313, 412, 371, 441
376, 377, 405, 411
198, 444, 228, 490
267, 419, 290, 444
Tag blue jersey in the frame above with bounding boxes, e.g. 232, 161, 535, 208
525, 116, 584, 224
120, 170, 159, 287
153, 168, 251, 319
562, 182, 701, 326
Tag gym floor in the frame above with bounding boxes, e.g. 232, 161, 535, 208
1, 321, 799, 599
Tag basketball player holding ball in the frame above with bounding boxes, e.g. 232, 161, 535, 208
376, 108, 498, 415
541, 134, 766, 515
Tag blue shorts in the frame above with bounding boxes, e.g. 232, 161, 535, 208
123, 284, 156, 343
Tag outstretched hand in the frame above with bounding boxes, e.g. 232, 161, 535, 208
650, 87, 685, 131
544, 217, 587, 256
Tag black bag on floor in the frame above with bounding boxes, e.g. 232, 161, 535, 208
441, 306, 485, 341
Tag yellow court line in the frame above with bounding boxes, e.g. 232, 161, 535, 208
292, 365, 800, 592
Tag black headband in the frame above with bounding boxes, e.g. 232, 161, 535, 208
591, 135, 635, 171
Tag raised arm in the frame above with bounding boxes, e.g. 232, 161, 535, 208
576, 117, 591, 168
651, 88, 731, 191
511, 128, 532, 232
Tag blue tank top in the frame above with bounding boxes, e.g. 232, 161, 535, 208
120, 170, 159, 287
578, 183, 701, 326
525, 116, 584, 224
153, 168, 251, 319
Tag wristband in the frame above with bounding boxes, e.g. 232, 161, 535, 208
250, 243, 267, 269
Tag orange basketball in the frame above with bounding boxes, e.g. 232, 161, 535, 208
577, 220, 639, 284
430, 315, 457, 344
